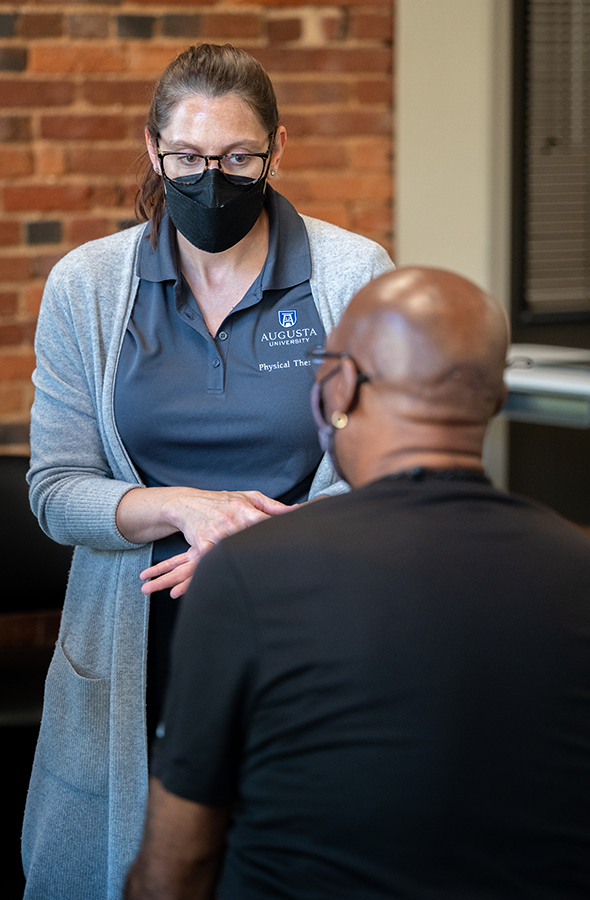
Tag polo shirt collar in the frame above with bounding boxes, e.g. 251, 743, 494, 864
261, 186, 311, 291
136, 215, 179, 284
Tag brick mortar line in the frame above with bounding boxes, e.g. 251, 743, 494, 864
0, 72, 391, 80
1, 6, 392, 12
0, 106, 388, 116
4, 41, 392, 51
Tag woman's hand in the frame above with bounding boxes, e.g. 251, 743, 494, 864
140, 546, 200, 598
116, 486, 294, 597
164, 487, 291, 556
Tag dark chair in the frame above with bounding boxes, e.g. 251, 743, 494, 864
0, 455, 72, 896
0, 455, 72, 616
0, 454, 71, 724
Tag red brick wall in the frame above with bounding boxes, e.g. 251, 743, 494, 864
0, 1, 394, 449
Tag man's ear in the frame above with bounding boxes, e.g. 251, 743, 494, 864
330, 357, 361, 416
493, 383, 509, 416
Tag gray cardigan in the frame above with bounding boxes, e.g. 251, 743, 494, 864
22, 216, 394, 900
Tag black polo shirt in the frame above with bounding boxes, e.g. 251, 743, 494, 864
114, 188, 325, 562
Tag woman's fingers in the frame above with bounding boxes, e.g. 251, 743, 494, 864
172, 490, 286, 549
137, 490, 298, 597
141, 556, 200, 596
244, 491, 296, 515
140, 551, 189, 582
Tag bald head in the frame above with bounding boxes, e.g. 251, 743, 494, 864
320, 267, 510, 485
331, 267, 509, 424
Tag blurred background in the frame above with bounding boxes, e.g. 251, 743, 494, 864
2, 0, 589, 895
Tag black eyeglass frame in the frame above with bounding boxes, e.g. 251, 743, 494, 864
156, 134, 275, 186
306, 348, 370, 382
306, 348, 371, 422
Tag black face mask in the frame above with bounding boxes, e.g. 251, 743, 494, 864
164, 168, 267, 254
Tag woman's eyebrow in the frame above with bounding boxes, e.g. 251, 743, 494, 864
159, 137, 266, 153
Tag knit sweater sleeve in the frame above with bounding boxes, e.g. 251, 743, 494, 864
304, 216, 395, 500
28, 232, 146, 550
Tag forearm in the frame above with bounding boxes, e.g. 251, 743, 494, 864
29, 320, 144, 550
124, 857, 220, 900
116, 485, 291, 549
124, 779, 228, 900
115, 486, 186, 545
28, 463, 144, 550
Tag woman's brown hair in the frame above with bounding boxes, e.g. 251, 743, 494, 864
135, 43, 280, 247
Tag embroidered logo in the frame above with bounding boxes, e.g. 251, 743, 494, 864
278, 309, 297, 327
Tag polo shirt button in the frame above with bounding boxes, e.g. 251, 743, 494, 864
218, 331, 228, 341
212, 358, 221, 367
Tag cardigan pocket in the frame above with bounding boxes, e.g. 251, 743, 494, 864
36, 640, 111, 797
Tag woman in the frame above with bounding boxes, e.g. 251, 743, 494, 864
22, 44, 394, 900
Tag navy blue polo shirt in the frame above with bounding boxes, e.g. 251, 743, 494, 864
114, 188, 325, 560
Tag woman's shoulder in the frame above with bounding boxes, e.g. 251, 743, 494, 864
49, 223, 147, 285
301, 214, 389, 255
300, 214, 393, 273
299, 215, 394, 328
300, 214, 394, 284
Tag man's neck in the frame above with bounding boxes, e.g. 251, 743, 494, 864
351, 448, 485, 490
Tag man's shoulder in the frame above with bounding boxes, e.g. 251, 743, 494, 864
204, 491, 364, 582
231, 490, 358, 551
224, 478, 590, 568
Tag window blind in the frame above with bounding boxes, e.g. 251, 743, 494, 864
525, 0, 590, 315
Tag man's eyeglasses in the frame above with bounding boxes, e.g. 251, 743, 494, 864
305, 348, 371, 383
306, 347, 371, 427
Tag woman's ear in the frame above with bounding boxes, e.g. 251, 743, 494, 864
145, 129, 160, 175
269, 126, 287, 177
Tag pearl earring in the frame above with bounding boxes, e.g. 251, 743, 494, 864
331, 411, 348, 429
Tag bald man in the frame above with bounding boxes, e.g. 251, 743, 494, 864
126, 268, 590, 900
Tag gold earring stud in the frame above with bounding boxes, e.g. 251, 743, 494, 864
331, 411, 348, 429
